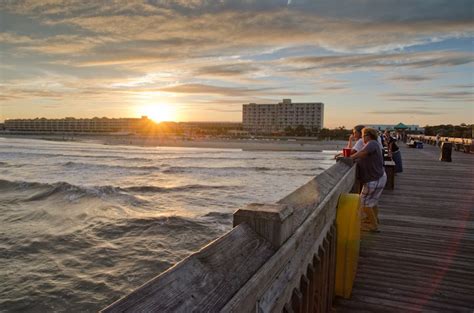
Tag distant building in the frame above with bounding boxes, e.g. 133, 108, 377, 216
4, 116, 153, 133
178, 121, 243, 136
365, 123, 423, 133
243, 99, 324, 134
179, 121, 242, 130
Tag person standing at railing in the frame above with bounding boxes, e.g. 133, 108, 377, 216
335, 125, 365, 159
349, 124, 365, 154
351, 127, 387, 232
384, 130, 403, 173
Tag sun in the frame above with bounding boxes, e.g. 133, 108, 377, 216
140, 104, 178, 123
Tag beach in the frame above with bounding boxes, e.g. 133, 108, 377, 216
0, 133, 347, 152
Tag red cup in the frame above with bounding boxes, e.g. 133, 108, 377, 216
343, 148, 351, 157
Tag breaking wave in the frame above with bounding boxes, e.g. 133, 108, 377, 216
0, 179, 235, 203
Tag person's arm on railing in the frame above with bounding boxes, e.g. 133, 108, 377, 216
350, 149, 369, 160
334, 134, 356, 159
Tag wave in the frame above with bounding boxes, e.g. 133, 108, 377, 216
0, 161, 24, 168
292, 156, 329, 161
91, 215, 228, 242
62, 161, 161, 171
309, 166, 327, 171
201, 211, 233, 222
158, 156, 259, 161
162, 166, 274, 174
0, 179, 235, 203
124, 184, 234, 193
0, 151, 151, 162
0, 180, 135, 203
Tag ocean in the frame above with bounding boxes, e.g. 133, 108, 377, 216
0, 137, 336, 312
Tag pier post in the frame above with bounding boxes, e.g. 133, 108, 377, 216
233, 203, 294, 249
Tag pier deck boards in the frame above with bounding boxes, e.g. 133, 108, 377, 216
335, 144, 474, 312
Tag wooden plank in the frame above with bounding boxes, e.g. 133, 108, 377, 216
301, 275, 310, 313
101, 223, 275, 313
315, 251, 324, 313
291, 289, 303, 313
321, 239, 329, 313
283, 303, 294, 313
327, 225, 337, 309
312, 255, 323, 313
233, 203, 294, 248
306, 264, 316, 313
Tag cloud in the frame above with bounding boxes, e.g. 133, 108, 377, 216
281, 51, 474, 73
368, 109, 444, 115
387, 75, 435, 82
315, 85, 351, 94
2, 1, 473, 59
381, 90, 474, 102
194, 63, 259, 77
0, 94, 22, 101
157, 83, 276, 97
3, 1, 473, 22
0, 88, 64, 100
450, 84, 474, 89
1, 0, 473, 123
0, 32, 36, 44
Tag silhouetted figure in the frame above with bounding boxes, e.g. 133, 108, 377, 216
440, 139, 452, 162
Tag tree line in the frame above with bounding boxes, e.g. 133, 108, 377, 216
423, 124, 472, 138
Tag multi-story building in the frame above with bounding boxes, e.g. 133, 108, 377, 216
242, 99, 324, 134
4, 116, 153, 133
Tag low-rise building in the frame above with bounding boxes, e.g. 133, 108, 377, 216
4, 116, 153, 133
365, 123, 423, 133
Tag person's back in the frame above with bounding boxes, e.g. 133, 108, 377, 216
357, 140, 384, 183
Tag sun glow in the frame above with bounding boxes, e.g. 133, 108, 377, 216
140, 104, 178, 123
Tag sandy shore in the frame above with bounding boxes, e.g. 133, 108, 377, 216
102, 136, 347, 151
0, 133, 347, 151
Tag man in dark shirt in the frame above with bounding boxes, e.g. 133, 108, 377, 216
351, 127, 387, 232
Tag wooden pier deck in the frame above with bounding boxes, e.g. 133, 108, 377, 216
336, 144, 474, 312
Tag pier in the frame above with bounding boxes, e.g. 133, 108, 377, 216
335, 143, 474, 312
102, 142, 473, 312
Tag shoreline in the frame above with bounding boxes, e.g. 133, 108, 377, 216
0, 133, 347, 152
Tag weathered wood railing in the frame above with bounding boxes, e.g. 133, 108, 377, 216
410, 135, 473, 151
102, 159, 356, 313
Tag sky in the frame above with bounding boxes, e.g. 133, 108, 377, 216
0, 0, 473, 128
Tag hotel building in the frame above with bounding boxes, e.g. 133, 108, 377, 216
243, 99, 324, 134
4, 116, 153, 133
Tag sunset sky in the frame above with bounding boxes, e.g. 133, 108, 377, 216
1, 0, 473, 128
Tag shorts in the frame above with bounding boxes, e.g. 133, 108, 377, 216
360, 173, 387, 208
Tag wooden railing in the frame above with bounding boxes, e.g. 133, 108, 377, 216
410, 135, 473, 153
101, 159, 356, 313
410, 135, 472, 145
